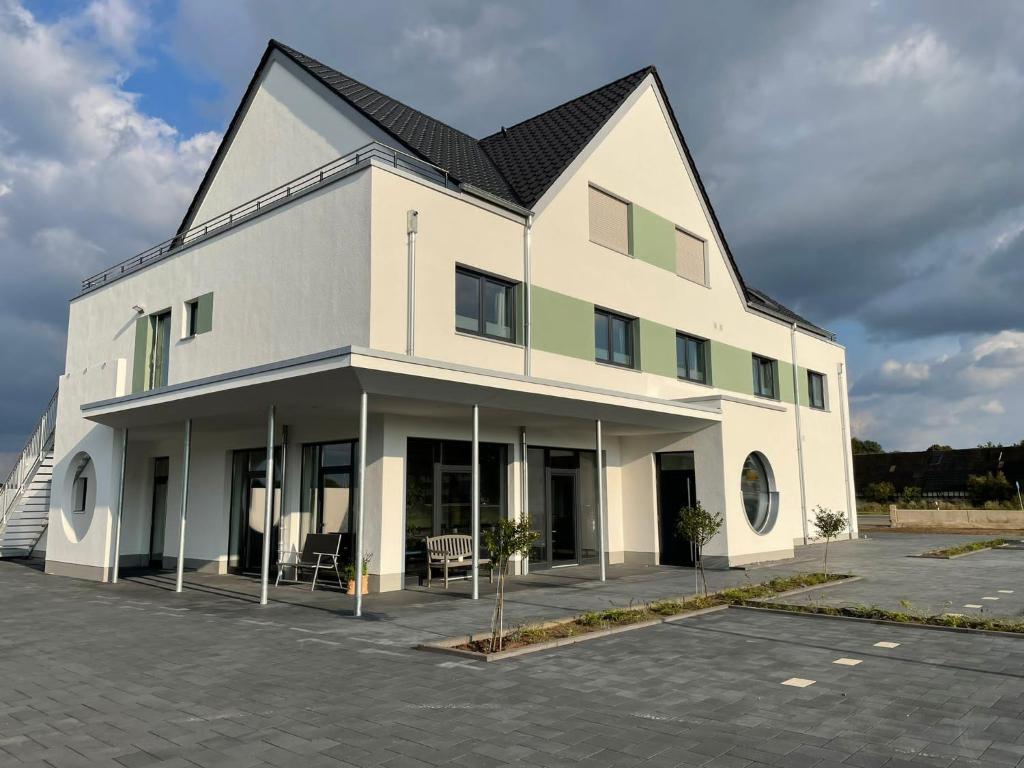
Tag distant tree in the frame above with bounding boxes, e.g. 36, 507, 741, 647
900, 486, 922, 504
967, 471, 1013, 505
677, 502, 723, 597
812, 506, 848, 575
977, 441, 1002, 449
851, 438, 884, 454
927, 444, 953, 452
864, 481, 896, 504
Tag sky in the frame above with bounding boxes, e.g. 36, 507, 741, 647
1, 0, 1023, 476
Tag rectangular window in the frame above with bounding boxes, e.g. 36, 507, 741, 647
72, 476, 88, 512
752, 354, 778, 399
807, 371, 826, 409
454, 267, 516, 342
675, 228, 707, 286
148, 310, 171, 390
588, 185, 630, 255
185, 299, 199, 337
676, 333, 708, 384
594, 309, 635, 368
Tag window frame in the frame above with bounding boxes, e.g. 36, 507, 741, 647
807, 370, 826, 410
72, 476, 88, 513
454, 265, 518, 343
147, 309, 172, 390
751, 354, 778, 400
675, 332, 709, 384
588, 183, 632, 256
594, 307, 636, 369
674, 225, 709, 287
185, 299, 200, 338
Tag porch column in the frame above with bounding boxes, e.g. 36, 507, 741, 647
520, 427, 529, 576
471, 404, 480, 600
111, 428, 128, 584
260, 405, 275, 606
596, 419, 606, 582
354, 391, 368, 617
175, 419, 192, 593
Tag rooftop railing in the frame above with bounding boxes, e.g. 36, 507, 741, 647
80, 142, 456, 294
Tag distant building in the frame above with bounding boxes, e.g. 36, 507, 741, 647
854, 447, 1024, 499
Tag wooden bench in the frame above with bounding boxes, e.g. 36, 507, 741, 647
426, 534, 493, 589
275, 533, 347, 592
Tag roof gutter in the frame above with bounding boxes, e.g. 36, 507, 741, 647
460, 183, 533, 219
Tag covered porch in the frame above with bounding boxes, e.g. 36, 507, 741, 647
80, 347, 721, 614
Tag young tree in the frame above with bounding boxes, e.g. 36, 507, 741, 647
484, 518, 539, 652
812, 506, 847, 575
677, 502, 723, 596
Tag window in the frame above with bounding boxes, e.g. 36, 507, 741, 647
752, 354, 777, 399
455, 267, 516, 342
807, 371, 826, 410
675, 228, 707, 286
185, 299, 199, 337
300, 441, 357, 542
588, 185, 630, 254
741, 453, 775, 533
594, 309, 635, 368
72, 476, 88, 512
148, 310, 172, 389
676, 333, 708, 384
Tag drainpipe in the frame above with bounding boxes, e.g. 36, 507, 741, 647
837, 362, 856, 538
523, 214, 533, 376
406, 210, 418, 356
790, 324, 809, 545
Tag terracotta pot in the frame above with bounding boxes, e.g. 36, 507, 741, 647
346, 573, 369, 596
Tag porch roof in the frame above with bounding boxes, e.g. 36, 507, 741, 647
80, 346, 721, 435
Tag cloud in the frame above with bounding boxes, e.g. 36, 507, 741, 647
0, 0, 217, 472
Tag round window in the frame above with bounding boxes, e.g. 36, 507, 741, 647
741, 453, 775, 533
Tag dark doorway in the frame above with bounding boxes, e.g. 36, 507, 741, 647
656, 452, 697, 567
149, 457, 169, 567
229, 448, 281, 575
548, 470, 578, 563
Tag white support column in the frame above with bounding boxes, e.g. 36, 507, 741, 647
790, 324, 809, 545
596, 419, 606, 582
520, 427, 529, 576
175, 419, 192, 594
111, 428, 128, 584
471, 404, 480, 599
354, 391, 368, 617
260, 405, 275, 606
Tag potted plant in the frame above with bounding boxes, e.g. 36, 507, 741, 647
343, 552, 372, 595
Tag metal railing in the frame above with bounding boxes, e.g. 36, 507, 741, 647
1, 389, 58, 529
80, 142, 457, 293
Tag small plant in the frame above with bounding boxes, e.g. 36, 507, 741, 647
342, 552, 372, 582
812, 506, 847, 575
484, 518, 540, 652
676, 501, 724, 596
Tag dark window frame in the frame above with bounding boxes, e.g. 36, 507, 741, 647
751, 354, 778, 400
185, 299, 199, 338
594, 307, 636, 369
675, 332, 708, 384
73, 476, 88, 512
807, 370, 826, 410
454, 265, 518, 343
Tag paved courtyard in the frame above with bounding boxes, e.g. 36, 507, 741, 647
1, 533, 1023, 767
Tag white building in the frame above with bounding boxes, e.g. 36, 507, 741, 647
1, 41, 856, 594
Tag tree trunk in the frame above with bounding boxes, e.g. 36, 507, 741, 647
698, 553, 708, 597
823, 538, 829, 575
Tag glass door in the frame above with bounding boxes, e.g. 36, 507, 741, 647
229, 448, 281, 574
656, 452, 697, 567
548, 470, 578, 564
148, 457, 169, 568
435, 465, 473, 535
149, 311, 171, 389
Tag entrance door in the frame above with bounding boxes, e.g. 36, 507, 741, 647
656, 452, 697, 566
435, 465, 472, 535
149, 457, 169, 568
548, 470, 578, 563
230, 448, 281, 575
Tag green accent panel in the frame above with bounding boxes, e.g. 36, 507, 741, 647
131, 316, 151, 394
629, 205, 675, 271
530, 285, 594, 361
777, 361, 796, 404
638, 318, 677, 378
195, 292, 214, 334
515, 284, 525, 344
797, 366, 811, 405
709, 340, 753, 395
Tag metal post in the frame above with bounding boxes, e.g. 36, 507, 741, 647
260, 405, 275, 606
175, 419, 192, 594
596, 419, 606, 582
520, 427, 529, 576
111, 428, 128, 584
472, 404, 480, 600
355, 391, 368, 617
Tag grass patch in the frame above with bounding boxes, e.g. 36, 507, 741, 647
456, 573, 848, 653
920, 538, 1007, 558
750, 601, 1024, 634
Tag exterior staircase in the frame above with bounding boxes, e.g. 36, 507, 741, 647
1, 392, 57, 559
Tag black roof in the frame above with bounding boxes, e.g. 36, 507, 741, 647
854, 447, 1024, 497
178, 40, 831, 338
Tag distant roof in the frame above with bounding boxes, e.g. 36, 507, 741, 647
178, 39, 833, 338
854, 446, 1024, 497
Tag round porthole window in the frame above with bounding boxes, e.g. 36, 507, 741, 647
741, 452, 776, 534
